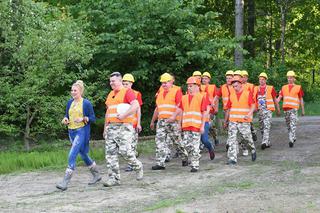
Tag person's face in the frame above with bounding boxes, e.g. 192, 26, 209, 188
123, 81, 133, 89
161, 81, 173, 90
232, 81, 242, 92
226, 75, 233, 85
194, 76, 201, 81
242, 75, 248, 83
187, 83, 198, 94
110, 76, 122, 91
201, 76, 210, 85
287, 76, 295, 84
71, 85, 81, 99
259, 77, 267, 86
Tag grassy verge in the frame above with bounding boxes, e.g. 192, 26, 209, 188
0, 139, 155, 175
304, 101, 320, 115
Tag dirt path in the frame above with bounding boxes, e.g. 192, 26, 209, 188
0, 116, 320, 212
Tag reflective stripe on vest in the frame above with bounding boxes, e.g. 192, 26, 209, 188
105, 88, 134, 123
229, 90, 252, 122
156, 86, 180, 119
282, 84, 301, 109
182, 93, 204, 129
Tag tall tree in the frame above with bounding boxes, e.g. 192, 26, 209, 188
235, 0, 244, 67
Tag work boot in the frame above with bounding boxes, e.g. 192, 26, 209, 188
209, 150, 215, 160
289, 141, 294, 148
227, 160, 237, 165
251, 151, 257, 161
214, 139, 220, 145
136, 166, 143, 181
252, 132, 257, 142
190, 167, 198, 173
182, 160, 188, 167
152, 165, 165, 170
88, 162, 101, 185
165, 156, 171, 163
261, 143, 267, 150
56, 168, 73, 191
103, 179, 120, 187
226, 144, 229, 152
125, 165, 133, 172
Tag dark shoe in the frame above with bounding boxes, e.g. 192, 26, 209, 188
289, 141, 294, 148
214, 139, 220, 145
152, 165, 165, 170
266, 144, 271, 148
172, 152, 179, 159
103, 180, 120, 187
251, 151, 257, 161
165, 157, 171, 163
182, 160, 188, 167
125, 165, 133, 172
227, 160, 237, 165
56, 168, 73, 191
261, 143, 267, 150
209, 150, 215, 160
226, 144, 229, 152
190, 167, 198, 173
252, 133, 257, 142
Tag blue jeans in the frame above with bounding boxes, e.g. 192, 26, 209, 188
201, 122, 214, 151
68, 126, 93, 170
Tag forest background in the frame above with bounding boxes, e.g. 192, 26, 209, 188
1, 0, 319, 151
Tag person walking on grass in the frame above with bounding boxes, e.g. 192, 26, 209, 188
122, 73, 143, 172
276, 71, 305, 148
103, 72, 143, 187
224, 75, 257, 165
253, 72, 280, 150
56, 80, 101, 191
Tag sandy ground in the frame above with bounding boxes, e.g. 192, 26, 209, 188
0, 116, 320, 213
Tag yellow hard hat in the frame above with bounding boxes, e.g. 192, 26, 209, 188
192, 71, 202, 76
123, 73, 135, 82
242, 70, 249, 76
286, 70, 296, 77
259, 72, 268, 79
186, 76, 201, 85
160, 73, 173, 82
234, 70, 243, 77
225, 70, 234, 76
202, 71, 211, 78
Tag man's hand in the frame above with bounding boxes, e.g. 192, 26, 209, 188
117, 113, 126, 120
150, 121, 155, 130
200, 126, 205, 134
223, 121, 229, 129
62, 117, 69, 125
166, 116, 176, 123
136, 124, 142, 133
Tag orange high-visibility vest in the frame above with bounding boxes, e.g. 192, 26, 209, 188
244, 82, 254, 93
200, 91, 210, 122
182, 93, 204, 129
132, 90, 141, 127
282, 84, 301, 109
201, 84, 217, 114
156, 86, 180, 119
253, 85, 275, 111
221, 84, 235, 110
229, 90, 252, 122
105, 88, 134, 123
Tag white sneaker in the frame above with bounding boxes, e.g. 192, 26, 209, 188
242, 149, 249, 156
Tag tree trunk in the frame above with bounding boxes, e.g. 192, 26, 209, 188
267, 0, 273, 67
280, 4, 286, 64
235, 0, 244, 67
24, 106, 36, 151
247, 0, 255, 58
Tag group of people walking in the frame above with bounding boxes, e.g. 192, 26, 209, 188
56, 69, 305, 191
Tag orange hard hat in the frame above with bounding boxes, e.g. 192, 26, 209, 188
186, 76, 201, 85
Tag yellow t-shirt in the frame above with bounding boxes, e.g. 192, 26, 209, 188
68, 98, 85, 129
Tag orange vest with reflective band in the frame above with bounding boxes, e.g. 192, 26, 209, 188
201, 84, 217, 113
282, 84, 301, 109
105, 88, 134, 123
221, 84, 234, 110
132, 90, 141, 127
253, 85, 275, 111
182, 93, 204, 129
229, 90, 252, 122
156, 86, 179, 119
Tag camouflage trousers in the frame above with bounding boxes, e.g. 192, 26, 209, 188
155, 119, 188, 167
208, 114, 218, 142
227, 122, 256, 162
181, 131, 201, 169
131, 130, 139, 157
285, 109, 298, 143
258, 109, 273, 146
238, 122, 256, 152
105, 123, 142, 182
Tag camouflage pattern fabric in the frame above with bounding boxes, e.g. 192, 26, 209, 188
181, 131, 201, 169
105, 123, 143, 183
208, 114, 217, 142
227, 122, 256, 162
285, 109, 298, 143
132, 130, 139, 157
258, 109, 272, 146
155, 119, 188, 167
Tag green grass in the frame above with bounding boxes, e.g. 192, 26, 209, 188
304, 101, 320, 115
